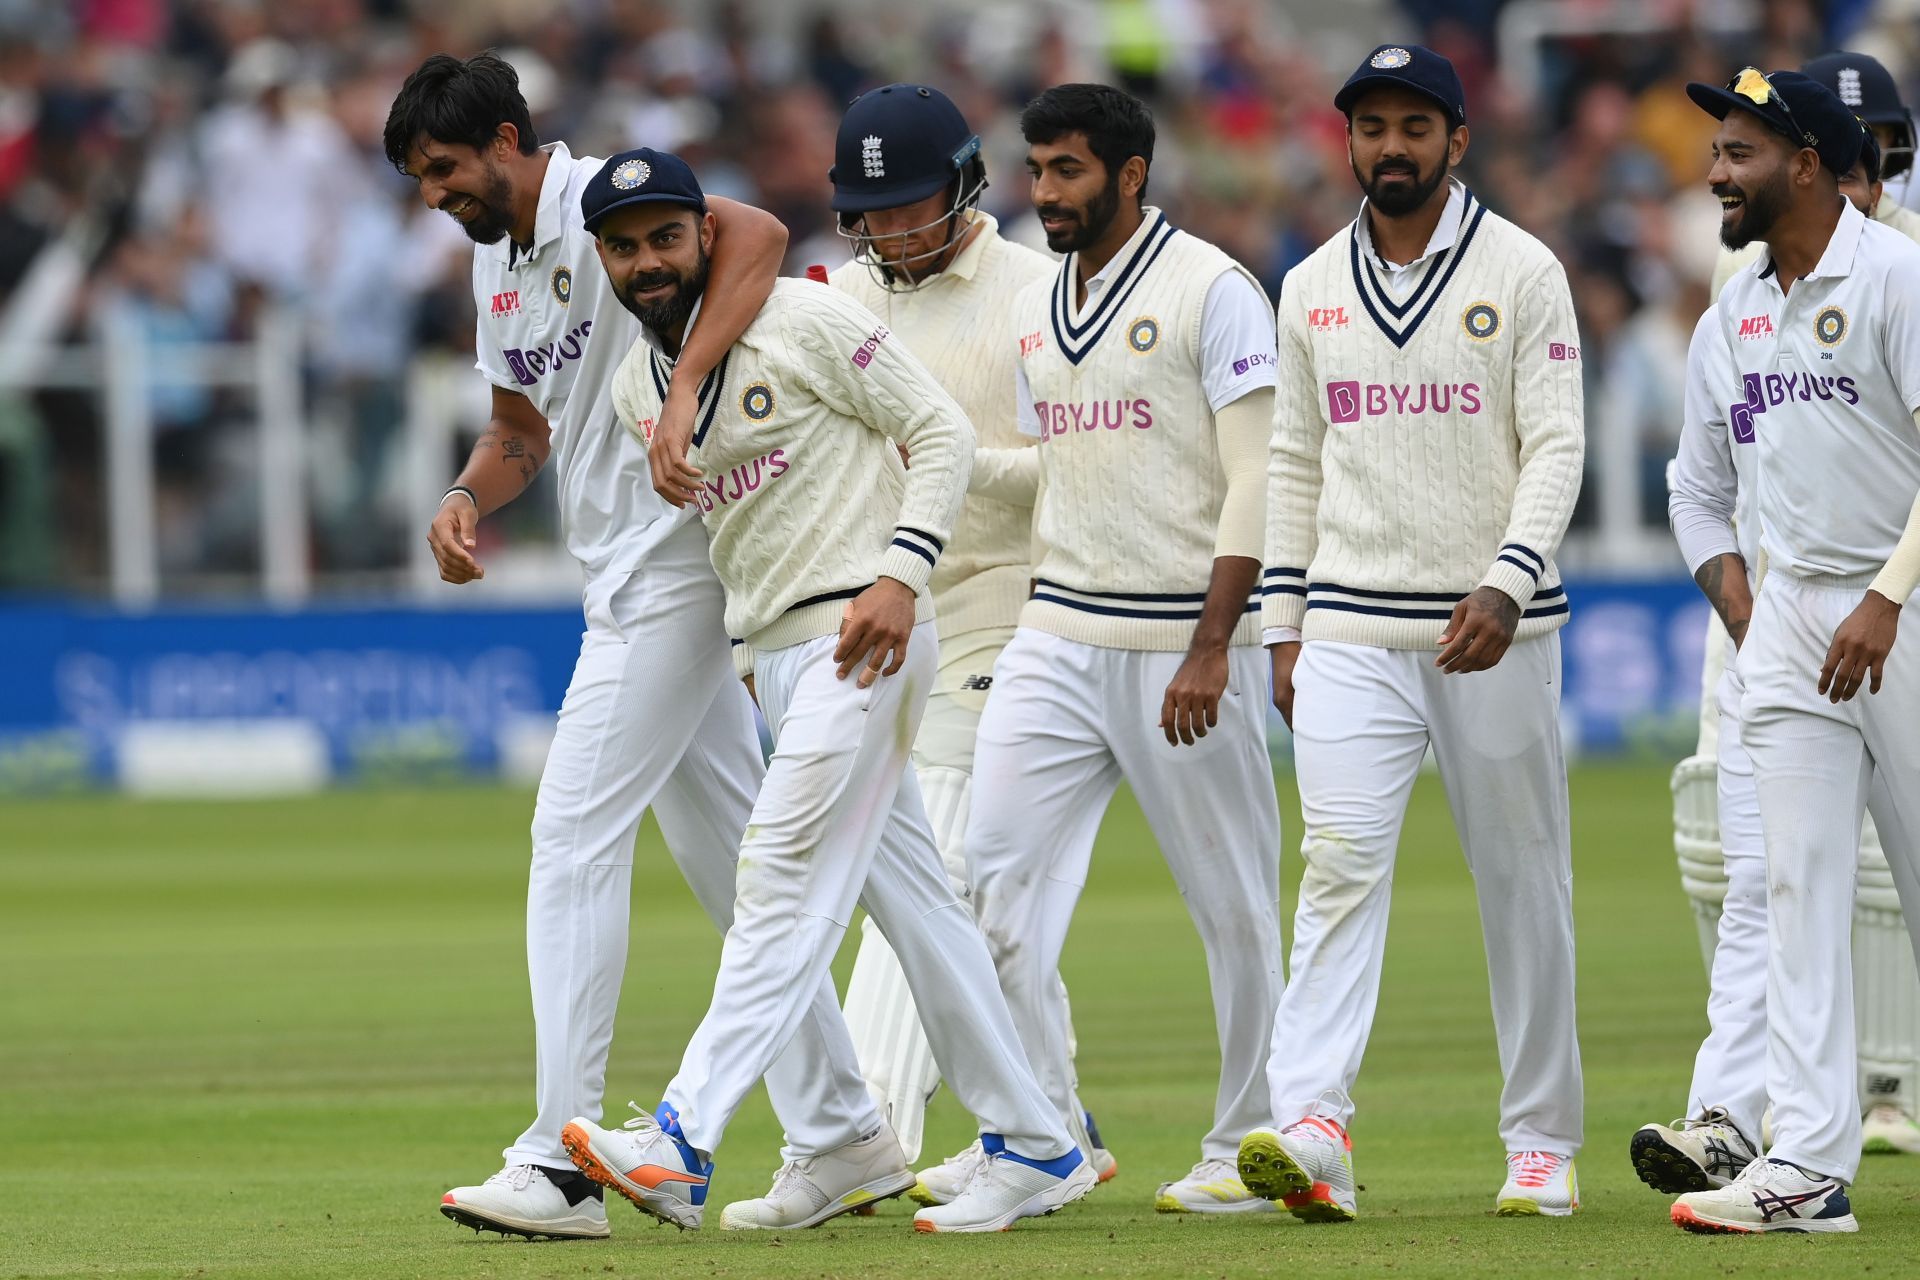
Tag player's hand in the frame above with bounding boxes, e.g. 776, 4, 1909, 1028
1270, 641, 1302, 728
649, 382, 703, 507
1436, 586, 1520, 674
742, 672, 757, 705
1819, 590, 1901, 702
1160, 644, 1228, 746
427, 492, 484, 584
836, 578, 916, 689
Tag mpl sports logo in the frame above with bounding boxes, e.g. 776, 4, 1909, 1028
1737, 314, 1775, 340
1326, 380, 1483, 424
489, 290, 520, 319
1019, 331, 1045, 357
851, 326, 890, 369
502, 320, 593, 387
1307, 306, 1350, 332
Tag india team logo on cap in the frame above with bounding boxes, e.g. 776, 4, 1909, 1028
1462, 301, 1501, 341
741, 382, 776, 421
551, 265, 573, 306
1371, 47, 1413, 69
1127, 316, 1160, 354
611, 158, 651, 190
1815, 306, 1848, 346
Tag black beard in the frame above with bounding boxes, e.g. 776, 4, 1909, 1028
1716, 170, 1790, 250
1037, 171, 1123, 254
618, 251, 710, 337
1358, 156, 1448, 217
455, 168, 516, 245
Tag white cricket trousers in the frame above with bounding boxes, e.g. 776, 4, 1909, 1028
1685, 650, 1770, 1145
504, 521, 877, 1170
662, 624, 1072, 1162
1741, 574, 1920, 1184
968, 628, 1284, 1163
1271, 636, 1582, 1155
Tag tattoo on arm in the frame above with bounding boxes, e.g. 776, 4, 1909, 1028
502, 438, 527, 460
1694, 554, 1751, 646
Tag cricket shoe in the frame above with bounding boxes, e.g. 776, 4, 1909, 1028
1238, 1117, 1356, 1223
1629, 1107, 1758, 1192
439, 1164, 609, 1240
1070, 1109, 1119, 1186
1153, 1158, 1277, 1214
1863, 1102, 1920, 1155
719, 1119, 915, 1229
909, 1139, 985, 1206
1671, 1157, 1858, 1233
911, 1136, 1095, 1232
561, 1103, 710, 1230
1497, 1151, 1578, 1216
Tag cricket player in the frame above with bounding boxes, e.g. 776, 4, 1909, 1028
953, 83, 1287, 1215
738, 82, 1114, 1208
385, 54, 894, 1241
1667, 68, 1920, 1235
1649, 54, 1920, 1187
1237, 45, 1586, 1222
557, 148, 1095, 1235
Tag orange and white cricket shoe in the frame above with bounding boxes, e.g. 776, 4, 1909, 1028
561, 1103, 711, 1230
1238, 1116, 1356, 1223
1497, 1150, 1579, 1216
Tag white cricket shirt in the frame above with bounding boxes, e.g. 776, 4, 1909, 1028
1669, 305, 1760, 577
1711, 198, 1920, 581
471, 142, 683, 580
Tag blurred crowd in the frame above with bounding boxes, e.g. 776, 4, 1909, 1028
2, 0, 1918, 596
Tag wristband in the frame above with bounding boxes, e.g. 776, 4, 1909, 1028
441, 485, 478, 510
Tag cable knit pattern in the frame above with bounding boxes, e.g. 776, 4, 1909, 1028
1012, 214, 1268, 651
830, 214, 1053, 639
1263, 194, 1584, 650
610, 277, 972, 651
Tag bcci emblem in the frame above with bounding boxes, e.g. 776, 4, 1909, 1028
1462, 301, 1501, 342
611, 158, 651, 190
1127, 316, 1160, 354
1371, 47, 1413, 69
551, 265, 573, 306
741, 382, 776, 421
1815, 306, 1848, 347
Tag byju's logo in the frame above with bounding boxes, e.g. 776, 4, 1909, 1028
1729, 399, 1756, 444
1326, 380, 1483, 424
1742, 369, 1860, 410
502, 320, 594, 387
1232, 352, 1275, 376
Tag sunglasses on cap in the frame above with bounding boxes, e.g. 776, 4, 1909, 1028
1728, 67, 1819, 150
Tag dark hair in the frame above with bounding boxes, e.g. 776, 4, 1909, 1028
382, 52, 538, 173
1019, 83, 1155, 202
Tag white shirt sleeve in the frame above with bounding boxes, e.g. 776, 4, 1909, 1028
1015, 362, 1044, 438
1881, 244, 1920, 414
1199, 269, 1279, 411
1668, 307, 1744, 576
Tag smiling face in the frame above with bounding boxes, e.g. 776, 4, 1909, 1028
1024, 131, 1139, 254
592, 202, 715, 339
401, 131, 519, 245
1346, 85, 1466, 216
1707, 109, 1800, 250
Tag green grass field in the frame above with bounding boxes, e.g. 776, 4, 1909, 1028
5, 764, 1917, 1278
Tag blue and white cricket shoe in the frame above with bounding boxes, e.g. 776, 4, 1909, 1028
561, 1102, 711, 1230
1671, 1157, 1858, 1233
911, 1135, 1095, 1232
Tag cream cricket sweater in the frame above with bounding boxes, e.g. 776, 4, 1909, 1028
830, 213, 1055, 638
1263, 187, 1585, 649
1011, 211, 1270, 651
610, 278, 973, 652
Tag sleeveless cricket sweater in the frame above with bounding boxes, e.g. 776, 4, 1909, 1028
1263, 189, 1585, 650
1013, 212, 1267, 651
830, 215, 1054, 639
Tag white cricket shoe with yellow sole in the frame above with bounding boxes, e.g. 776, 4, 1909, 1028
1238, 1117, 1357, 1223
1497, 1150, 1579, 1216
1153, 1158, 1277, 1214
720, 1120, 915, 1229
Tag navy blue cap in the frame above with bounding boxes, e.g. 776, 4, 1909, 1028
1687, 68, 1867, 177
580, 147, 706, 234
830, 83, 982, 214
1335, 45, 1466, 129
